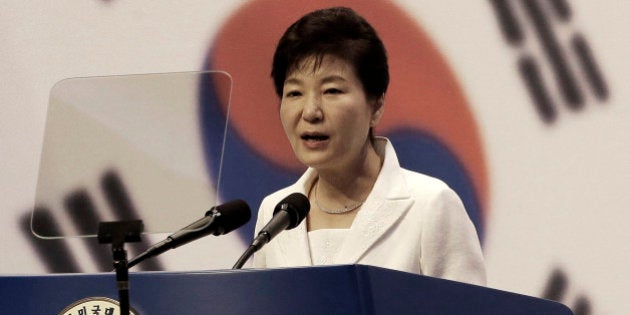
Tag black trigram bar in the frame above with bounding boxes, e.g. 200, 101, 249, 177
21, 210, 82, 273
542, 268, 568, 302
572, 296, 592, 315
64, 190, 114, 271
549, 0, 572, 21
101, 170, 164, 271
489, 0, 524, 43
571, 34, 609, 100
519, 55, 557, 122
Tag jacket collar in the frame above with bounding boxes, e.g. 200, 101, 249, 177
275, 138, 414, 266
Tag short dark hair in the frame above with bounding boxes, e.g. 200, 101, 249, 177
271, 7, 389, 100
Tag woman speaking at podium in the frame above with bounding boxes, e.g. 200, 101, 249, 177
252, 7, 486, 286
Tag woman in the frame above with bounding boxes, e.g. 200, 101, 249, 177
253, 7, 486, 286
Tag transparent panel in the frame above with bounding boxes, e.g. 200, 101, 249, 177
31, 71, 232, 238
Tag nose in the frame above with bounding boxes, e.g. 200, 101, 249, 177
301, 94, 323, 123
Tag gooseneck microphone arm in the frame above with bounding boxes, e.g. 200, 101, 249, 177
232, 245, 258, 270
127, 199, 251, 269
232, 193, 310, 269
127, 213, 219, 269
232, 210, 293, 269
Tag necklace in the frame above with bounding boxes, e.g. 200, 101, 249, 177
314, 182, 364, 214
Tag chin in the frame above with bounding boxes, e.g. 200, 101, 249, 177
296, 154, 328, 169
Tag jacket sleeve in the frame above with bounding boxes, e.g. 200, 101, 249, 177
419, 186, 487, 286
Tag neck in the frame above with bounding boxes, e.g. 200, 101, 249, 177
315, 141, 382, 203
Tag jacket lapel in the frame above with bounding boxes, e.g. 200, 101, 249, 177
275, 170, 316, 266
273, 138, 412, 266
333, 190, 412, 264
334, 138, 413, 264
276, 218, 313, 266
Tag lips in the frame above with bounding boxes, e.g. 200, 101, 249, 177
300, 132, 329, 141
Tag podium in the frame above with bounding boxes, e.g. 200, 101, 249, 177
0, 264, 572, 314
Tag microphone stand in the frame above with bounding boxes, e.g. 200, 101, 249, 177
232, 245, 256, 269
98, 220, 143, 315
232, 232, 269, 269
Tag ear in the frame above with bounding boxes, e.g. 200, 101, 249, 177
370, 95, 385, 127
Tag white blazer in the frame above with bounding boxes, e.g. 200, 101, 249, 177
253, 138, 486, 286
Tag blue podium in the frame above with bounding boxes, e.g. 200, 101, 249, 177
0, 264, 572, 314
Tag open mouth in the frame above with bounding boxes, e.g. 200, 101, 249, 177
301, 133, 329, 141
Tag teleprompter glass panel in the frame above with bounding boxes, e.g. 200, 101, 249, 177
31, 71, 232, 238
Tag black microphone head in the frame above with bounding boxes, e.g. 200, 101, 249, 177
207, 199, 251, 236
273, 193, 310, 229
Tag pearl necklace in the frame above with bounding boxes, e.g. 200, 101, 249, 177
314, 183, 364, 214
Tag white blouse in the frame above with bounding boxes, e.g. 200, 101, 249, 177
308, 229, 349, 265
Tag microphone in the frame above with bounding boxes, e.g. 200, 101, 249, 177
232, 193, 310, 269
128, 199, 251, 269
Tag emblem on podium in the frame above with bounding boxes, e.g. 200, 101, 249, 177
60, 297, 137, 315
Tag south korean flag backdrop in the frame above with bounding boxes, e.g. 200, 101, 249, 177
1, 1, 628, 314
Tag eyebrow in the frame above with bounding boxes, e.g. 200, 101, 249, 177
284, 74, 348, 86
321, 75, 348, 84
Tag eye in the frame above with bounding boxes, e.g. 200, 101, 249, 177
324, 88, 343, 95
284, 90, 302, 98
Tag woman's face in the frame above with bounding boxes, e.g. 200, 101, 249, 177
280, 55, 383, 172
